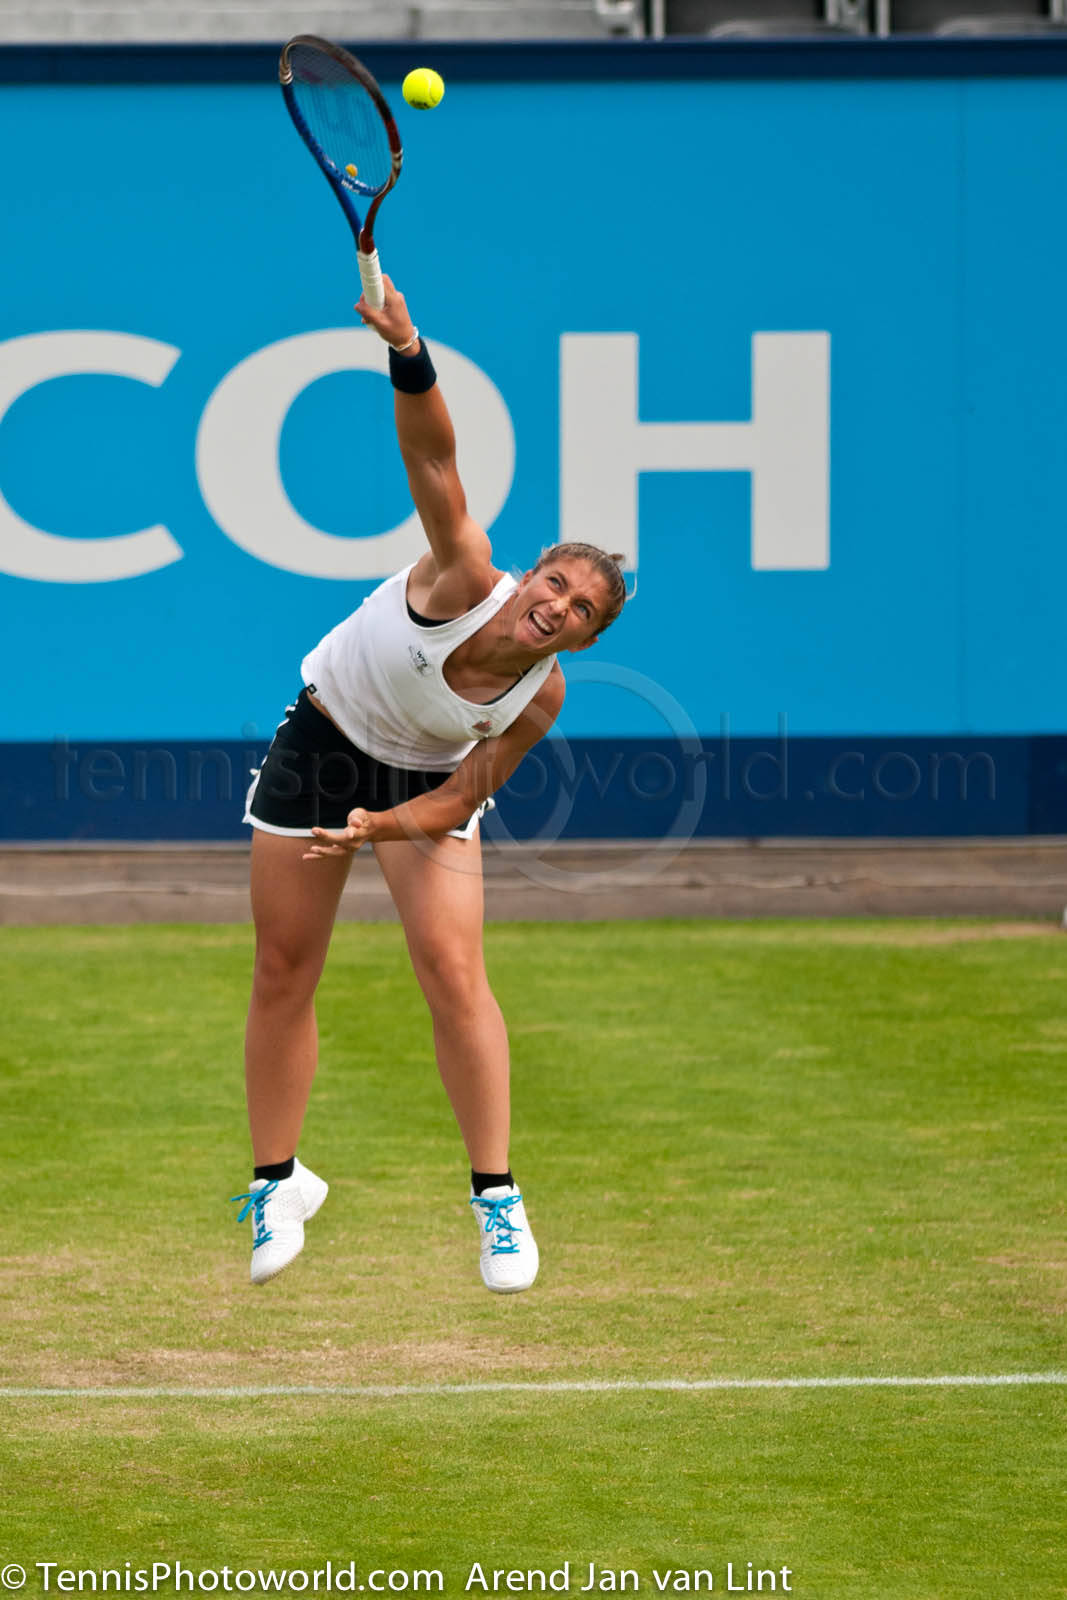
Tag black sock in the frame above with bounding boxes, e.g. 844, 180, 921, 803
254, 1157, 295, 1182
471, 1168, 514, 1196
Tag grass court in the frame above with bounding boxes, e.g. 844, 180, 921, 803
1, 919, 1064, 1599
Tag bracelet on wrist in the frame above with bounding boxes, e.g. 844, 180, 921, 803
389, 338, 437, 395
390, 327, 420, 354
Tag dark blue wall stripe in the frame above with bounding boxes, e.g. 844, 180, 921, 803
1, 736, 1063, 842
2, 36, 1067, 86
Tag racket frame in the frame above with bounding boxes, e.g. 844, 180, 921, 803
279, 34, 403, 307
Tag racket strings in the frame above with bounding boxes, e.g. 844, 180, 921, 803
289, 45, 393, 196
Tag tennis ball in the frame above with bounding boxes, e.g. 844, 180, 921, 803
402, 67, 445, 110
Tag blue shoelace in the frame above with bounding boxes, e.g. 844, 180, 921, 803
470, 1192, 522, 1256
230, 1181, 279, 1250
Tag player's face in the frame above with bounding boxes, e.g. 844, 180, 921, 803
516, 561, 610, 654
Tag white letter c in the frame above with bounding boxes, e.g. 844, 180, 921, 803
0, 331, 183, 583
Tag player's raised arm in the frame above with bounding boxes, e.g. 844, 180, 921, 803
357, 276, 493, 604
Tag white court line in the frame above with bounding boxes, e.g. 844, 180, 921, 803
1, 1374, 1064, 1399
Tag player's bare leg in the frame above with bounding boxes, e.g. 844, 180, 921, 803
246, 829, 352, 1161
375, 829, 538, 1292
374, 830, 509, 1169
234, 830, 350, 1284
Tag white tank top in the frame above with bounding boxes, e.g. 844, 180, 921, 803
300, 564, 558, 772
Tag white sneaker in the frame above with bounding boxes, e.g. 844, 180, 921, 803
231, 1158, 329, 1285
470, 1185, 539, 1293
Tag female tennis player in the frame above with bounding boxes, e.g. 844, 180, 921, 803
231, 277, 627, 1293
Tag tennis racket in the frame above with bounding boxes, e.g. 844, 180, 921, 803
279, 35, 403, 309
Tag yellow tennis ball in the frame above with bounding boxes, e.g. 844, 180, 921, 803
402, 67, 445, 110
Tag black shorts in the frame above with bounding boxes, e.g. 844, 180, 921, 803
244, 688, 486, 840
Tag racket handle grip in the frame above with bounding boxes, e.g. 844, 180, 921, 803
358, 248, 385, 310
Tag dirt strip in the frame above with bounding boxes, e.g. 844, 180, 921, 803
0, 838, 1065, 924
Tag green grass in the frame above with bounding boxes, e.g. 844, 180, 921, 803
0, 920, 1064, 1598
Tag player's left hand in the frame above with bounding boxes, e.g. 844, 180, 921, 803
356, 275, 416, 349
304, 807, 376, 859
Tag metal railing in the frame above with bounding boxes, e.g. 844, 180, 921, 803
0, 0, 1063, 44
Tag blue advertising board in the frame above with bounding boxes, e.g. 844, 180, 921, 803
1, 41, 1065, 838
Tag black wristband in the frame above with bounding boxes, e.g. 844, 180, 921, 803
389, 339, 437, 395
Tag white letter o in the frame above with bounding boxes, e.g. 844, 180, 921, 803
195, 329, 515, 580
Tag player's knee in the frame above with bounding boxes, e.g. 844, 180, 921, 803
413, 942, 487, 1012
251, 938, 322, 1004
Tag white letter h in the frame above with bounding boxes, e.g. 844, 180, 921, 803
560, 331, 829, 571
